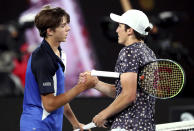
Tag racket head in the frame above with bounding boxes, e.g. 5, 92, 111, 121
138, 59, 185, 99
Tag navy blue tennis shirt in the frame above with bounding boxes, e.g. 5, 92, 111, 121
20, 39, 67, 131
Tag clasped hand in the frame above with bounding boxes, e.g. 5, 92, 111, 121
78, 71, 98, 89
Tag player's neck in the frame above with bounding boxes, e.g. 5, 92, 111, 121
124, 37, 142, 46
45, 37, 60, 56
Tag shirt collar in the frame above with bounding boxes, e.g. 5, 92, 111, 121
41, 39, 65, 72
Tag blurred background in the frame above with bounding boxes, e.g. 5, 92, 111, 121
0, 0, 193, 130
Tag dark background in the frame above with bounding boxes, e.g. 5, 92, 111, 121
0, 0, 194, 130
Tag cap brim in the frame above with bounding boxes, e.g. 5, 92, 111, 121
110, 13, 122, 23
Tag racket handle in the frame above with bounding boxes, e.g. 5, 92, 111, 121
73, 122, 96, 131
91, 70, 120, 78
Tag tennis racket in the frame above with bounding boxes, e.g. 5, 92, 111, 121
91, 59, 185, 99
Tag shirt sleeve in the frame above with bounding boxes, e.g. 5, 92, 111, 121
32, 54, 57, 95
121, 47, 139, 73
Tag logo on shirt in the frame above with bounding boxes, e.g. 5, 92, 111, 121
43, 82, 51, 87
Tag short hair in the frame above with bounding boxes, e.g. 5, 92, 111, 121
34, 5, 70, 38
124, 24, 149, 41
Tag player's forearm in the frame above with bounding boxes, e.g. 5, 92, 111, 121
42, 83, 87, 112
94, 81, 116, 98
102, 91, 135, 119
101, 73, 137, 119
64, 103, 80, 128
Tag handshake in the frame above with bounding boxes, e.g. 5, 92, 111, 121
77, 71, 99, 90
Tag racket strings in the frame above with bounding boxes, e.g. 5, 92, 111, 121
139, 61, 184, 98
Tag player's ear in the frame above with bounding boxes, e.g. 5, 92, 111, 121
47, 28, 54, 36
127, 28, 133, 35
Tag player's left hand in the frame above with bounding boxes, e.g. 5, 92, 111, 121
92, 112, 107, 128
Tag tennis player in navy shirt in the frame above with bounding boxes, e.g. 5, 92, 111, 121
20, 5, 96, 131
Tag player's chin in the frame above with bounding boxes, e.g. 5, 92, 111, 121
117, 38, 121, 43
118, 40, 122, 44
61, 38, 67, 42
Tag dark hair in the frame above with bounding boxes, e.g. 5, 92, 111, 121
124, 24, 150, 41
34, 5, 70, 38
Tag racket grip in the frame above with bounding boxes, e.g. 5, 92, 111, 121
91, 70, 120, 78
73, 122, 96, 131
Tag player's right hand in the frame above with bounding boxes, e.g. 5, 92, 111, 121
79, 71, 98, 89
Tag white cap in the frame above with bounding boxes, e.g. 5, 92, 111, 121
110, 9, 151, 35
